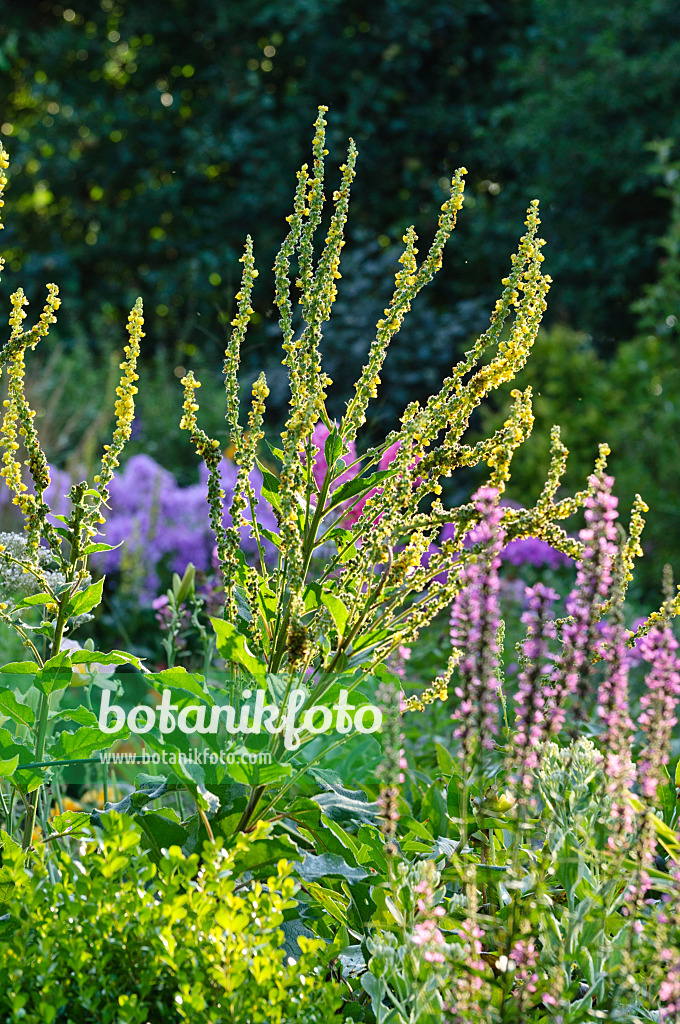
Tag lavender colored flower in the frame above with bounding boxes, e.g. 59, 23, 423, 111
501, 536, 572, 570
450, 485, 505, 761
549, 472, 619, 731
86, 454, 278, 599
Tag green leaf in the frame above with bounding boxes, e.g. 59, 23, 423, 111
66, 578, 104, 618
0, 754, 19, 778
265, 441, 284, 464
227, 832, 301, 879
256, 459, 281, 509
297, 852, 368, 883
222, 759, 291, 788
82, 541, 123, 555
13, 593, 54, 609
68, 649, 145, 671
324, 425, 344, 473
0, 688, 35, 727
435, 742, 456, 778
177, 761, 220, 816
145, 666, 209, 701
50, 707, 99, 727
35, 652, 73, 696
305, 881, 350, 925
328, 469, 395, 510
50, 724, 129, 760
0, 866, 15, 903
50, 810, 90, 835
321, 591, 349, 635
210, 619, 266, 683
0, 661, 38, 675
0, 729, 44, 792
136, 810, 189, 860
331, 527, 357, 561
422, 783, 448, 838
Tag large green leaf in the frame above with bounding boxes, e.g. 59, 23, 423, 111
50, 810, 91, 836
50, 724, 129, 760
145, 666, 210, 701
136, 810, 190, 861
327, 469, 395, 510
210, 619, 266, 683
0, 755, 19, 779
0, 728, 45, 792
67, 649, 146, 671
34, 653, 73, 696
65, 578, 104, 618
0, 688, 35, 727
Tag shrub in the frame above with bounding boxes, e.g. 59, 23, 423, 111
0, 816, 345, 1024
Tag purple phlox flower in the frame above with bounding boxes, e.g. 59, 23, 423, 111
502, 536, 572, 570
93, 454, 278, 599
450, 486, 505, 760
549, 472, 619, 732
511, 582, 559, 791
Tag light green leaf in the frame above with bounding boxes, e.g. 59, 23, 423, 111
66, 578, 104, 617
0, 754, 19, 778
13, 593, 54, 609
35, 653, 73, 696
146, 666, 210, 701
322, 592, 349, 635
0, 661, 39, 675
210, 619, 266, 683
50, 725, 129, 760
50, 707, 99, 727
50, 810, 90, 835
0, 688, 35, 727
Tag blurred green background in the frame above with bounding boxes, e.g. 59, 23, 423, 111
1, 0, 680, 595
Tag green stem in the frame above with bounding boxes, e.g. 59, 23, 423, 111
22, 598, 69, 851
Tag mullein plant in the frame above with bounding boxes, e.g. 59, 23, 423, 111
0, 141, 146, 849
178, 106, 639, 820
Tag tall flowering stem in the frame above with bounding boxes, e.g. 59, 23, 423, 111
550, 469, 619, 732
596, 594, 635, 852
449, 486, 505, 767
637, 624, 680, 804
376, 677, 407, 858
510, 582, 558, 795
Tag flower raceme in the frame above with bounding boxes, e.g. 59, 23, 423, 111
181, 105, 625, 692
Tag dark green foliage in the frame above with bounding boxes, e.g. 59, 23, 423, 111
2, 0, 680, 428
477, 324, 680, 596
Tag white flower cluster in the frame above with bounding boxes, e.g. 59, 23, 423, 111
0, 531, 67, 602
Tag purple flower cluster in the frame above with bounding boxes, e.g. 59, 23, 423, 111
450, 486, 505, 760
39, 454, 278, 600
501, 536, 571, 570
